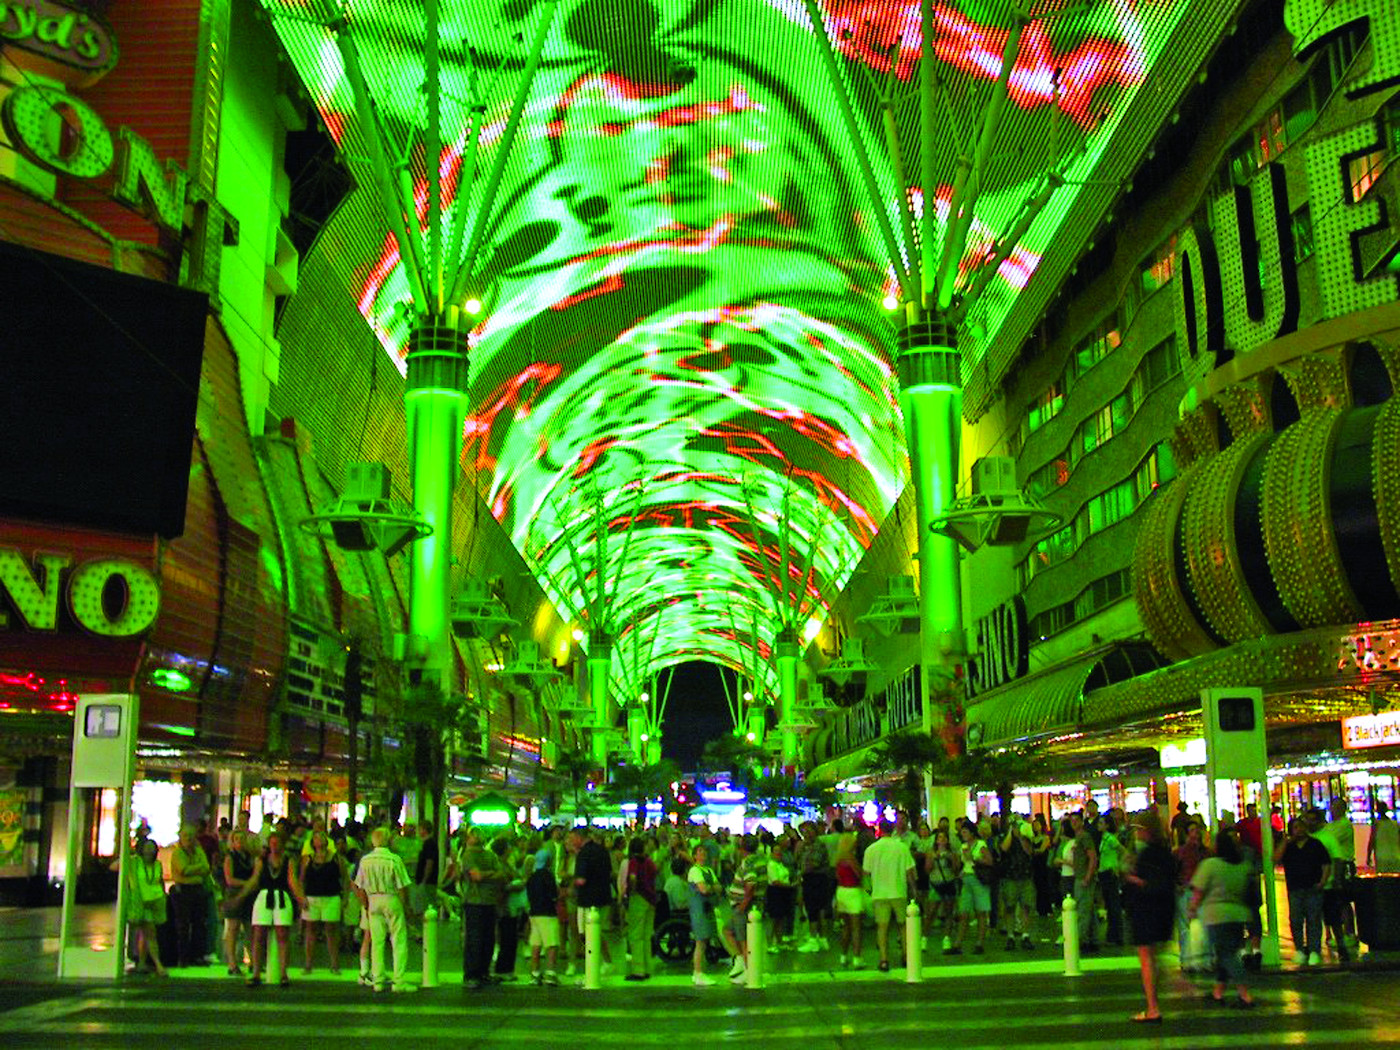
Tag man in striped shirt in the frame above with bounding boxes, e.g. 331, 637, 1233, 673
352, 827, 415, 992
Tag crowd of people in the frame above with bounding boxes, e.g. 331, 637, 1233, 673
120, 792, 1381, 1020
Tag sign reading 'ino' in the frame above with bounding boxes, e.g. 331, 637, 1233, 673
0, 548, 160, 638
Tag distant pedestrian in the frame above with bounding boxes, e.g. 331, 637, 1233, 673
1188, 829, 1254, 1008
619, 837, 658, 980
864, 821, 916, 972
526, 848, 561, 985
1122, 814, 1174, 1023
1366, 800, 1400, 874
126, 838, 169, 977
237, 830, 307, 987
686, 844, 721, 986
353, 827, 415, 993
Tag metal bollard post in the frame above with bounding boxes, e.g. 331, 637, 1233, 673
746, 907, 765, 989
905, 902, 922, 983
1062, 895, 1081, 977
583, 907, 602, 990
422, 906, 439, 988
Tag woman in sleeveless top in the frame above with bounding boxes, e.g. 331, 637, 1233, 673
233, 830, 306, 987
126, 837, 169, 977
222, 829, 256, 975
300, 829, 346, 974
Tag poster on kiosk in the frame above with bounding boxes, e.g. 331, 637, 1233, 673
58, 694, 138, 979
1201, 687, 1279, 965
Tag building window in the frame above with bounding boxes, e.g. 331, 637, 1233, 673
1139, 238, 1178, 297
1067, 312, 1123, 388
1030, 601, 1074, 640
1142, 335, 1181, 391
1349, 150, 1387, 203
1027, 382, 1064, 435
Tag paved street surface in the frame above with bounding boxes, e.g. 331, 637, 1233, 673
5, 905, 1395, 1047
3, 966, 1398, 1049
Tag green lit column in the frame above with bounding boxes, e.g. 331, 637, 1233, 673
897, 317, 964, 815
645, 737, 661, 765
405, 310, 471, 687
627, 705, 645, 762
587, 631, 613, 764
775, 629, 799, 770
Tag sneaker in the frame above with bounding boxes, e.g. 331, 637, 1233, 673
767, 944, 781, 954
392, 984, 418, 994
838, 954, 848, 967
941, 935, 952, 952
530, 971, 543, 986
1022, 935, 1034, 951
1292, 950, 1307, 965
564, 962, 577, 977
692, 973, 715, 987
730, 971, 746, 984
1308, 952, 1322, 966
818, 937, 830, 950
920, 936, 928, 950
728, 958, 745, 978
543, 971, 560, 986
358, 973, 372, 987
797, 937, 822, 954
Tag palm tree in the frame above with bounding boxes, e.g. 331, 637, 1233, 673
606, 759, 682, 822
699, 734, 770, 792
554, 745, 599, 817
869, 730, 946, 817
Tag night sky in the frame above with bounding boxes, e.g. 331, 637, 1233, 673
658, 661, 734, 771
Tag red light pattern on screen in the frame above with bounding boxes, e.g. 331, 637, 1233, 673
825, 1, 1145, 127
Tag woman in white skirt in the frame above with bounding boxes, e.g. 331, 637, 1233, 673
232, 831, 306, 987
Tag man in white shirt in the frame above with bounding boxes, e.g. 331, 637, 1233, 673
353, 827, 416, 992
862, 821, 916, 972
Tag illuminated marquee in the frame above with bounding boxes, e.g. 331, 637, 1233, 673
1342, 711, 1400, 750
0, 548, 160, 638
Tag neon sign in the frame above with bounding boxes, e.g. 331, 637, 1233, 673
0, 548, 160, 638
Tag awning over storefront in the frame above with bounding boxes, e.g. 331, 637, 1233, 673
967, 654, 1101, 748
967, 642, 1171, 748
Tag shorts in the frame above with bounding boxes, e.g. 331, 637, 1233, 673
529, 915, 561, 949
958, 876, 991, 915
835, 885, 864, 916
1000, 878, 1034, 910
252, 889, 297, 927
728, 906, 749, 943
871, 898, 906, 925
304, 895, 342, 923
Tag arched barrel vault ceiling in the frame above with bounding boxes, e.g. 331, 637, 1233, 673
264, 0, 1240, 692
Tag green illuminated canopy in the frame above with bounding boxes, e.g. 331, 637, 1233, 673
264, 0, 1242, 691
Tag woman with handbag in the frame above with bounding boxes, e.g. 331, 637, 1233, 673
221, 829, 256, 975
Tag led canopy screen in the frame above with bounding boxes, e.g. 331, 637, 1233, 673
265, 0, 1240, 687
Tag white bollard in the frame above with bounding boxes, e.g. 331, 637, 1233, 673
1062, 895, 1081, 977
583, 907, 602, 990
905, 902, 922, 983
746, 907, 765, 989
421, 906, 439, 988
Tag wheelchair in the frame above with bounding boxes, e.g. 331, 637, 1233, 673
651, 897, 729, 964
